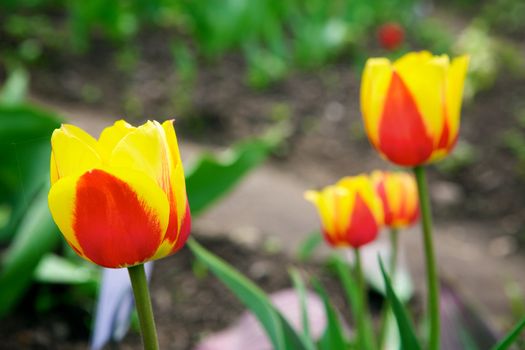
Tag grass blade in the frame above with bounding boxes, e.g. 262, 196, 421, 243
312, 278, 347, 350
289, 268, 316, 350
379, 257, 422, 350
332, 254, 374, 350
296, 231, 322, 262
491, 316, 525, 350
187, 238, 308, 350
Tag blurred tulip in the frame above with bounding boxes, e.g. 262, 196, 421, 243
377, 22, 405, 51
305, 175, 383, 248
48, 120, 191, 268
371, 170, 419, 228
361, 51, 469, 166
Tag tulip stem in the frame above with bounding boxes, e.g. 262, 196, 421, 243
354, 248, 375, 350
413, 166, 440, 350
128, 264, 159, 350
378, 228, 399, 349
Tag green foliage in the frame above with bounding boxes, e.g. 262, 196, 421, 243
379, 258, 422, 350
296, 231, 323, 262
490, 316, 525, 350
289, 268, 317, 350
0, 189, 61, 318
332, 255, 374, 350
0, 67, 29, 105
187, 238, 310, 350
34, 253, 99, 285
312, 278, 348, 350
480, 0, 525, 36
0, 104, 61, 242
1, 0, 419, 88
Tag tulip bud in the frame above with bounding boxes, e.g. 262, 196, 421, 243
371, 170, 419, 228
305, 175, 383, 248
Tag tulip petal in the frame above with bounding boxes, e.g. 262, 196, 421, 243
394, 52, 449, 144
361, 58, 393, 147
446, 55, 470, 146
47, 175, 89, 260
305, 187, 350, 243
98, 120, 135, 158
338, 175, 384, 225
48, 167, 170, 268
378, 72, 434, 165
161, 120, 189, 244
109, 121, 170, 182
345, 192, 380, 248
51, 125, 102, 184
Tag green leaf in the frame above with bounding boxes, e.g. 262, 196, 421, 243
187, 238, 308, 350
359, 241, 413, 302
312, 278, 347, 350
379, 258, 422, 350
34, 254, 100, 285
332, 254, 374, 350
0, 189, 61, 318
490, 316, 525, 350
185, 123, 287, 216
289, 268, 316, 350
0, 67, 29, 106
0, 105, 61, 242
296, 231, 322, 262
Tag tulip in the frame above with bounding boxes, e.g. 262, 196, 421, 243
372, 169, 419, 347
304, 175, 384, 248
306, 175, 382, 350
361, 51, 469, 166
371, 170, 419, 228
377, 22, 405, 51
48, 120, 191, 269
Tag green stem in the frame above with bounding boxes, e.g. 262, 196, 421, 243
354, 248, 375, 350
128, 264, 160, 350
414, 166, 440, 350
378, 228, 399, 348
389, 228, 399, 277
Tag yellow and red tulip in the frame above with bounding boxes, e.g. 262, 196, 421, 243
305, 175, 384, 248
371, 170, 419, 228
361, 51, 469, 166
48, 120, 191, 268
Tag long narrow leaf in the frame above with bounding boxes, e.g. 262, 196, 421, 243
187, 238, 308, 350
0, 189, 61, 317
379, 257, 422, 350
296, 231, 322, 262
491, 316, 525, 350
312, 278, 347, 350
289, 268, 316, 350
332, 254, 374, 350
